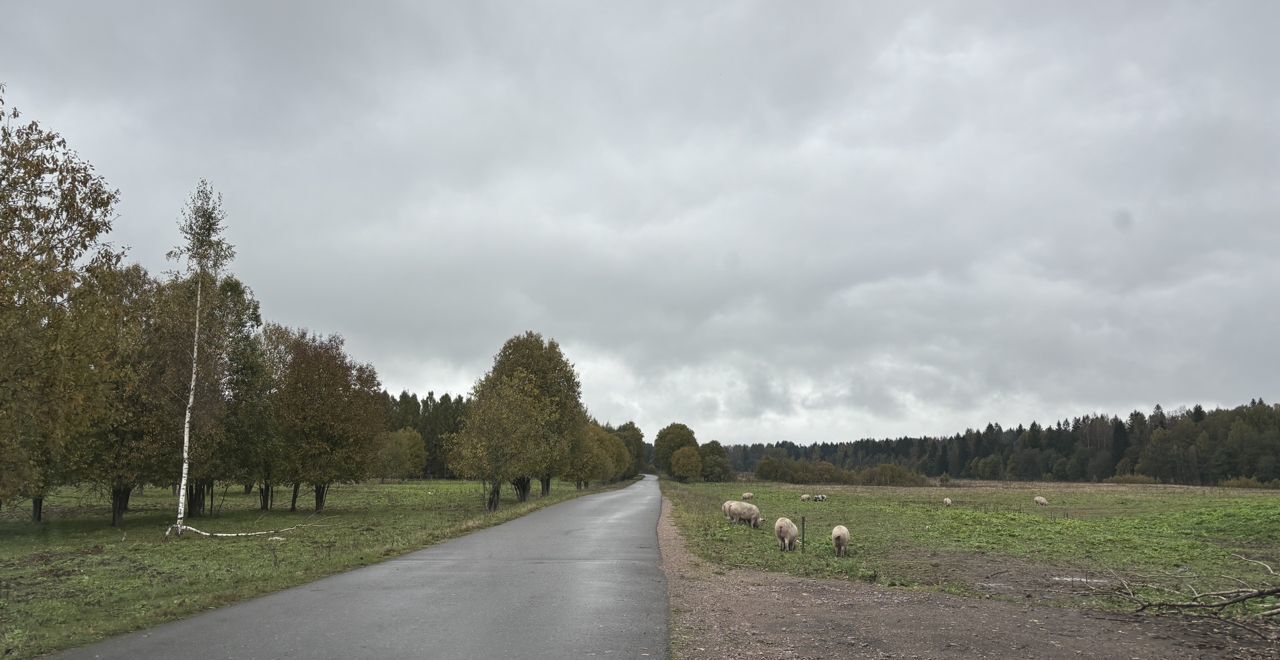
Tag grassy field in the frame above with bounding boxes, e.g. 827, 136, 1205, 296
662, 479, 1280, 615
0, 479, 626, 658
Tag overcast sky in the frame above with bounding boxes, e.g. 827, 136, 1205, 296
4, 2, 1278, 445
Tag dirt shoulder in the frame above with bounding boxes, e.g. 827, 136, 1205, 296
659, 497, 1277, 660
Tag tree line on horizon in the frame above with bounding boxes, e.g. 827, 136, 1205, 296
727, 400, 1280, 487
0, 88, 648, 526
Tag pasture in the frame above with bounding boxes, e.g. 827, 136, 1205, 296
663, 480, 1280, 617
0, 480, 620, 658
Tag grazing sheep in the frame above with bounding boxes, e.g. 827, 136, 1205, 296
728, 501, 762, 528
1034, 496, 1049, 506
943, 497, 952, 507
831, 525, 850, 557
813, 494, 827, 502
800, 494, 811, 502
742, 492, 754, 500
774, 517, 799, 551
722, 500, 738, 520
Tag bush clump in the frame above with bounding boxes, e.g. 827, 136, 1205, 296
1106, 474, 1157, 485
1218, 476, 1280, 489
754, 456, 928, 486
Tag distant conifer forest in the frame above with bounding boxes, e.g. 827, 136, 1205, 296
728, 400, 1280, 486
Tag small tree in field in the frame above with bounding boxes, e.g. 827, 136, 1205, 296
373, 428, 426, 482
670, 446, 702, 483
654, 422, 697, 476
448, 370, 549, 511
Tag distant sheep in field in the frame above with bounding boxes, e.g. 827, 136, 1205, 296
813, 494, 828, 502
1034, 496, 1049, 506
742, 492, 754, 500
800, 494, 811, 502
831, 525, 849, 557
774, 517, 799, 551
943, 497, 952, 507
728, 501, 762, 528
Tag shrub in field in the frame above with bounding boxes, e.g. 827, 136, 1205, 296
1106, 474, 1157, 485
857, 464, 928, 487
671, 446, 702, 483
755, 457, 929, 486
1217, 476, 1280, 489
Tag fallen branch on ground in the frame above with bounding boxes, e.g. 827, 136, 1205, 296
165, 518, 332, 538
1084, 557, 1280, 641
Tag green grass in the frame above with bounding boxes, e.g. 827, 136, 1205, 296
663, 479, 1280, 611
0, 479, 625, 658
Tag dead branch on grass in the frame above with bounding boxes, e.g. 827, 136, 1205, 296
1086, 557, 1280, 640
165, 517, 334, 538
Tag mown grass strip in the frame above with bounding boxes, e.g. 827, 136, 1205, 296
0, 479, 627, 658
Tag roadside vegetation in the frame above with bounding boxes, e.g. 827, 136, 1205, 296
0, 479, 628, 658
0, 88, 653, 658
663, 479, 1280, 624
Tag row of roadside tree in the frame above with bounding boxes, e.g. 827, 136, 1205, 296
0, 88, 648, 526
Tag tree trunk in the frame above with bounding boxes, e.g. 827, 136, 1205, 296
540, 475, 552, 497
259, 482, 273, 511
122, 486, 132, 511
511, 476, 531, 502
486, 481, 501, 512
111, 485, 131, 527
314, 483, 328, 513
185, 482, 204, 518
32, 496, 43, 523
243, 483, 253, 495
290, 482, 300, 512
174, 271, 204, 535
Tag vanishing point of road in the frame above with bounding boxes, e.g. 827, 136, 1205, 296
58, 475, 668, 659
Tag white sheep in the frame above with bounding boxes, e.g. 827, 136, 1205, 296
742, 492, 754, 500
800, 494, 811, 502
831, 525, 849, 557
722, 500, 738, 520
774, 517, 799, 551
943, 497, 952, 507
1034, 496, 1049, 506
728, 501, 762, 528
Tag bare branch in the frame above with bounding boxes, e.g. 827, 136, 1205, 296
1232, 554, 1277, 576
165, 518, 333, 538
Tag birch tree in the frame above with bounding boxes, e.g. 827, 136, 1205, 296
166, 180, 234, 536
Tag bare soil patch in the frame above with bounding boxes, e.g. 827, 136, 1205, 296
659, 497, 1278, 660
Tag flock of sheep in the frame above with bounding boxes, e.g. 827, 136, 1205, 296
722, 491, 1052, 556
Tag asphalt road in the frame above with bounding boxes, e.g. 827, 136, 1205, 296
58, 475, 667, 660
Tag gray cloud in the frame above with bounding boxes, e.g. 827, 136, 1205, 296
4, 1, 1277, 444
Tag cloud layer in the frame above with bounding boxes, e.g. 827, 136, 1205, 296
5, 2, 1277, 443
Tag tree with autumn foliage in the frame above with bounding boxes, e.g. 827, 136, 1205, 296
448, 369, 551, 511
0, 85, 120, 520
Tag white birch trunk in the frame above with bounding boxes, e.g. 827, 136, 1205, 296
173, 272, 202, 536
